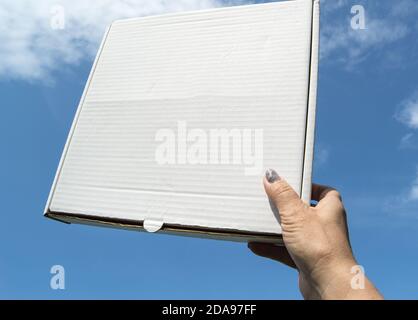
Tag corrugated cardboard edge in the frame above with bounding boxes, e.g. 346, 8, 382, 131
301, 0, 319, 203
44, 0, 320, 244
45, 212, 284, 244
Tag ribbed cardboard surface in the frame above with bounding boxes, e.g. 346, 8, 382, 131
45, 0, 320, 242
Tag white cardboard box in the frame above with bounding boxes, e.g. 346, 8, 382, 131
45, 0, 320, 243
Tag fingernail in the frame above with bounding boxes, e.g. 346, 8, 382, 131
265, 169, 281, 183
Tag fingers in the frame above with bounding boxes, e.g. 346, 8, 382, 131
311, 183, 342, 202
312, 183, 336, 201
248, 242, 297, 269
263, 169, 304, 218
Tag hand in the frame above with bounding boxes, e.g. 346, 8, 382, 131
248, 169, 383, 300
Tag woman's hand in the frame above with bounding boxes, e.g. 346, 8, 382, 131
248, 169, 383, 300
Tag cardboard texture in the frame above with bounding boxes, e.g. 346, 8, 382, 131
45, 0, 320, 243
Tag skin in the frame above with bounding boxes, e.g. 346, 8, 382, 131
248, 170, 383, 300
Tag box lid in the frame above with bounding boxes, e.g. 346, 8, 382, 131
45, 0, 320, 242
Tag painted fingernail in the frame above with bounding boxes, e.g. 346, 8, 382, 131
265, 169, 280, 183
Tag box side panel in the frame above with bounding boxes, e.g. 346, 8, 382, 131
301, 0, 320, 203
46, 213, 284, 244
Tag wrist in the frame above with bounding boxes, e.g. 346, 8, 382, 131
307, 255, 358, 299
303, 255, 383, 300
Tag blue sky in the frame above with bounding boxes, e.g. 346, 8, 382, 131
1, 0, 418, 299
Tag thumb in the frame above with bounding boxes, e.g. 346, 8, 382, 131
263, 169, 305, 219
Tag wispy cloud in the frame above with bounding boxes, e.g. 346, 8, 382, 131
320, 0, 416, 68
387, 167, 418, 208
393, 89, 418, 215
382, 194, 418, 223
1, 0, 417, 82
395, 90, 418, 150
321, 19, 409, 66
396, 91, 418, 130
314, 145, 329, 167
400, 133, 418, 150
410, 180, 418, 201
0, 0, 226, 82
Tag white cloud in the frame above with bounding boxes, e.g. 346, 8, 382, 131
405, 168, 418, 202
2, 0, 416, 82
395, 91, 418, 208
396, 91, 418, 129
410, 184, 418, 201
0, 0, 226, 82
382, 169, 418, 219
321, 19, 409, 66
395, 90, 418, 205
320, 1, 412, 68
